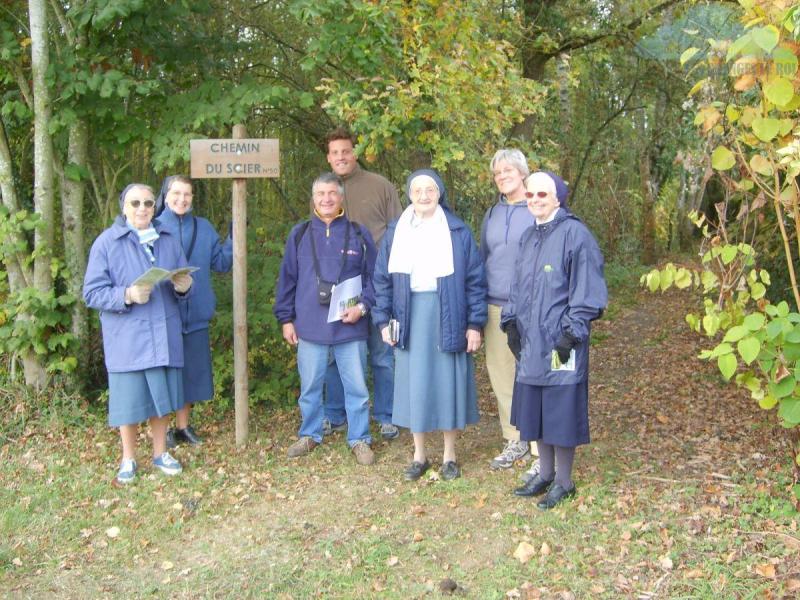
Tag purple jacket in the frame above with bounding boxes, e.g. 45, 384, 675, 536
83, 216, 190, 373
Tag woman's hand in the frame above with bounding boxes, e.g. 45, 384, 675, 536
381, 325, 396, 346
466, 329, 482, 353
171, 273, 193, 294
282, 322, 298, 346
125, 284, 152, 305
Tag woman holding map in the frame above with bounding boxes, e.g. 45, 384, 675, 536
156, 175, 233, 448
371, 169, 487, 481
83, 183, 193, 484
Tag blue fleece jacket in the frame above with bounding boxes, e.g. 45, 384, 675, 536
479, 194, 537, 307
372, 209, 487, 352
157, 207, 233, 333
274, 214, 377, 345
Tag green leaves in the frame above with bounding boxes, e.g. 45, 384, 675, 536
711, 145, 736, 170
737, 337, 761, 365
752, 25, 780, 52
718, 352, 738, 380
763, 77, 795, 106
751, 116, 780, 142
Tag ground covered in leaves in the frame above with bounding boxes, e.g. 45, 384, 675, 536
2, 289, 799, 598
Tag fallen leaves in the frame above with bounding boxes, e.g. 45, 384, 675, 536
513, 542, 536, 564
754, 563, 776, 579
105, 526, 120, 539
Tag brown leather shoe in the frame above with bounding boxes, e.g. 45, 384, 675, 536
351, 441, 375, 465
287, 436, 319, 458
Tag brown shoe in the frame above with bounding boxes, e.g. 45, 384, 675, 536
287, 436, 319, 458
351, 441, 375, 466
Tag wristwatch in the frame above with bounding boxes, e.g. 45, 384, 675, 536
357, 302, 368, 317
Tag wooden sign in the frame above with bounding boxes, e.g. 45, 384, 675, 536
190, 138, 280, 179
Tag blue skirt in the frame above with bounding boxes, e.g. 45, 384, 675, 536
392, 292, 479, 433
182, 328, 214, 403
108, 367, 185, 427
510, 380, 589, 447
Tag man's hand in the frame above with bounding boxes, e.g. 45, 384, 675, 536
282, 322, 298, 346
171, 273, 193, 294
466, 329, 482, 353
340, 305, 362, 324
125, 285, 152, 305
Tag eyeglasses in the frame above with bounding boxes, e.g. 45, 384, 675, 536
128, 199, 155, 209
525, 191, 550, 199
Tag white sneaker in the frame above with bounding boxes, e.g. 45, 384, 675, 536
490, 440, 531, 470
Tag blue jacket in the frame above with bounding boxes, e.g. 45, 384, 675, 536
83, 216, 191, 373
273, 213, 377, 345
158, 207, 233, 333
502, 209, 607, 385
372, 210, 488, 352
479, 194, 537, 307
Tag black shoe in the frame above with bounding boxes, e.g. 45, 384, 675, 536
166, 428, 178, 449
536, 483, 576, 510
439, 461, 461, 481
513, 473, 554, 497
404, 460, 431, 481
169, 426, 203, 447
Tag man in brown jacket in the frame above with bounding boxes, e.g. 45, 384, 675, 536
323, 127, 403, 441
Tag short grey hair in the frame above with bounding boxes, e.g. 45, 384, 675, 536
312, 172, 344, 196
490, 148, 530, 178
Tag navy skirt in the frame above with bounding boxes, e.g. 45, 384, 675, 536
392, 292, 479, 433
108, 367, 185, 427
510, 380, 589, 447
182, 328, 214, 403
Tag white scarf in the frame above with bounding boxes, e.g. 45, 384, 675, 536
128, 222, 159, 263
387, 205, 454, 285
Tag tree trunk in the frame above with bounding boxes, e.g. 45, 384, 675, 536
639, 154, 657, 265
0, 119, 46, 388
556, 52, 572, 184
61, 119, 88, 347
29, 0, 55, 293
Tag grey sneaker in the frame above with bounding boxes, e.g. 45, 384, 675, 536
351, 441, 375, 465
321, 418, 347, 436
490, 440, 531, 470
380, 423, 399, 440
520, 459, 541, 484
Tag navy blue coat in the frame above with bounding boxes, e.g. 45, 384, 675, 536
372, 210, 488, 352
274, 214, 377, 345
158, 207, 233, 333
502, 209, 607, 385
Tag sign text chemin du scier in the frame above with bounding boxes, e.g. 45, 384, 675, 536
190, 138, 280, 179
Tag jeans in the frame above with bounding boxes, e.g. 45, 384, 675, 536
297, 339, 371, 446
325, 321, 394, 425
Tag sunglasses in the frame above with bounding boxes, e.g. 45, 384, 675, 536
128, 199, 155, 209
525, 191, 550, 199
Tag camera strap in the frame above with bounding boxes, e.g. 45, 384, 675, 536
308, 220, 350, 285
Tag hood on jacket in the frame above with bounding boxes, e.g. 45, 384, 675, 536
405, 168, 450, 211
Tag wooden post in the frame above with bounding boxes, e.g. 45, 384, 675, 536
232, 124, 249, 447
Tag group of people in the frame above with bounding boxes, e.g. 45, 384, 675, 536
85, 127, 608, 510
83, 176, 232, 484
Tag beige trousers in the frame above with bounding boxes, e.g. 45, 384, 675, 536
485, 304, 521, 441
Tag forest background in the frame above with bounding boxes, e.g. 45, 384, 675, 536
0, 0, 754, 395
2, 0, 800, 491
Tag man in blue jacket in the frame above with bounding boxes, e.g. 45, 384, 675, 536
274, 173, 378, 465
